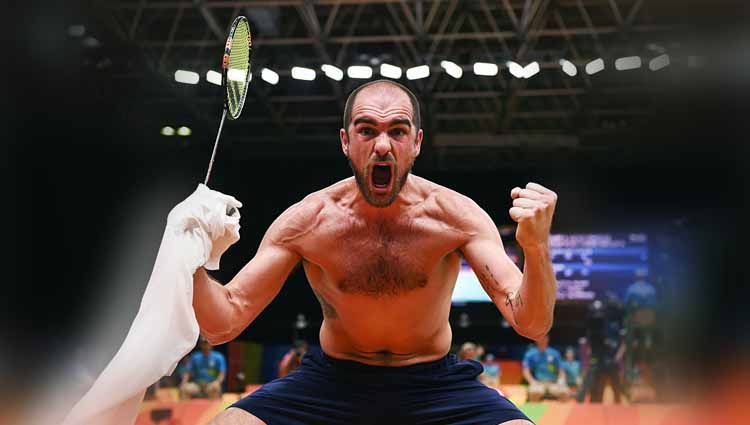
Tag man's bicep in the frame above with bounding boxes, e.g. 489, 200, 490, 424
227, 241, 300, 304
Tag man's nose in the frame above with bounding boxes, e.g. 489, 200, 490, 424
373, 133, 392, 157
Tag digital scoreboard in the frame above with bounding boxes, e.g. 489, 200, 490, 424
451, 233, 649, 303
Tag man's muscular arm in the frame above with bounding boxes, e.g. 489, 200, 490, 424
193, 199, 320, 344
459, 183, 557, 340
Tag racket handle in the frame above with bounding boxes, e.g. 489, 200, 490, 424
204, 108, 228, 186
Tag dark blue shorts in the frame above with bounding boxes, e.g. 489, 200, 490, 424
231, 347, 530, 425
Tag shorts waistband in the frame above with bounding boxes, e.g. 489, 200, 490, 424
305, 347, 457, 375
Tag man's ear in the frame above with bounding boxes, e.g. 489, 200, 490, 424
414, 128, 424, 157
340, 128, 349, 157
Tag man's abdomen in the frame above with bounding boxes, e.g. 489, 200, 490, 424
317, 291, 454, 366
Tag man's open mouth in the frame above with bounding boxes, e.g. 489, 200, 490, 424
371, 164, 393, 191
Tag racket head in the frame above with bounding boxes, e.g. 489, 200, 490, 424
222, 16, 252, 120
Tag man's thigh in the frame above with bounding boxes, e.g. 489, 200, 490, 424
208, 407, 266, 425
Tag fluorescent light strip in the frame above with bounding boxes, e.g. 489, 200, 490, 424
559, 59, 578, 77
585, 58, 605, 75
440, 60, 463, 79
614, 56, 642, 71
523, 61, 540, 78
261, 68, 279, 85
347, 65, 373, 79
321, 64, 344, 81
380, 63, 402, 79
506, 61, 525, 78
206, 70, 222, 85
473, 62, 498, 76
227, 68, 247, 82
291, 66, 316, 81
406, 65, 429, 80
649, 54, 670, 71
174, 69, 199, 84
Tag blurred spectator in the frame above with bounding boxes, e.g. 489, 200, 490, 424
457, 342, 478, 361
278, 340, 308, 378
179, 337, 226, 400
480, 353, 501, 388
475, 344, 485, 361
625, 268, 657, 310
560, 347, 582, 390
577, 298, 626, 403
523, 334, 569, 401
624, 269, 661, 401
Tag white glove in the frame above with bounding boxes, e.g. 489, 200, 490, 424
166, 183, 242, 270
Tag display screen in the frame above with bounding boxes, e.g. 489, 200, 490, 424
451, 233, 649, 303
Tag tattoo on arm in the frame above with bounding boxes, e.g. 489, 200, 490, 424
478, 264, 523, 317
505, 292, 524, 312
476, 264, 508, 305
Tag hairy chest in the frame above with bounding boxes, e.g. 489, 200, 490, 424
305, 217, 461, 297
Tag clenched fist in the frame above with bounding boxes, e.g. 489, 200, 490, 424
509, 182, 557, 251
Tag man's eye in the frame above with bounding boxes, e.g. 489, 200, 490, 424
359, 128, 374, 136
390, 128, 406, 137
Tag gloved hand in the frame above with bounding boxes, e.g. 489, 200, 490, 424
167, 184, 242, 270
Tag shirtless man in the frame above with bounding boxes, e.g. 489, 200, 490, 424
193, 80, 558, 424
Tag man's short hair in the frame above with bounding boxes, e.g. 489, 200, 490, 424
343, 79, 421, 130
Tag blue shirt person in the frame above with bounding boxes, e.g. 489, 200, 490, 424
522, 334, 570, 401
189, 348, 227, 383
523, 345, 563, 383
180, 338, 226, 399
480, 353, 502, 388
625, 269, 657, 308
559, 347, 581, 387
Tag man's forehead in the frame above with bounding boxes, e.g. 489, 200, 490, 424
351, 84, 414, 120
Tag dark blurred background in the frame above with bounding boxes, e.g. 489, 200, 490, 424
3, 0, 748, 412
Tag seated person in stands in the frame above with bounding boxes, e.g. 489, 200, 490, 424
523, 334, 569, 401
560, 346, 582, 394
278, 340, 308, 378
480, 353, 502, 388
180, 337, 226, 400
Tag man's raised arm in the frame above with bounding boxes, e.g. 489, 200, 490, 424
460, 182, 558, 340
193, 200, 316, 345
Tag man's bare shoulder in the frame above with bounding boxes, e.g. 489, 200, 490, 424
411, 175, 485, 223
266, 178, 353, 246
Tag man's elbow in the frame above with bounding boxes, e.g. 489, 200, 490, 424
202, 330, 235, 346
514, 318, 553, 341
197, 289, 247, 345
199, 317, 241, 345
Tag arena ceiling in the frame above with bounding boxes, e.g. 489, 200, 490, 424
94, 0, 696, 167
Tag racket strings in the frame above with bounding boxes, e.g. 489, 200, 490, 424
226, 20, 251, 118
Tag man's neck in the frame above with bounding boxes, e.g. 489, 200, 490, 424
351, 175, 418, 219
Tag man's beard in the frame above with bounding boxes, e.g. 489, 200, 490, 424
349, 157, 413, 208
